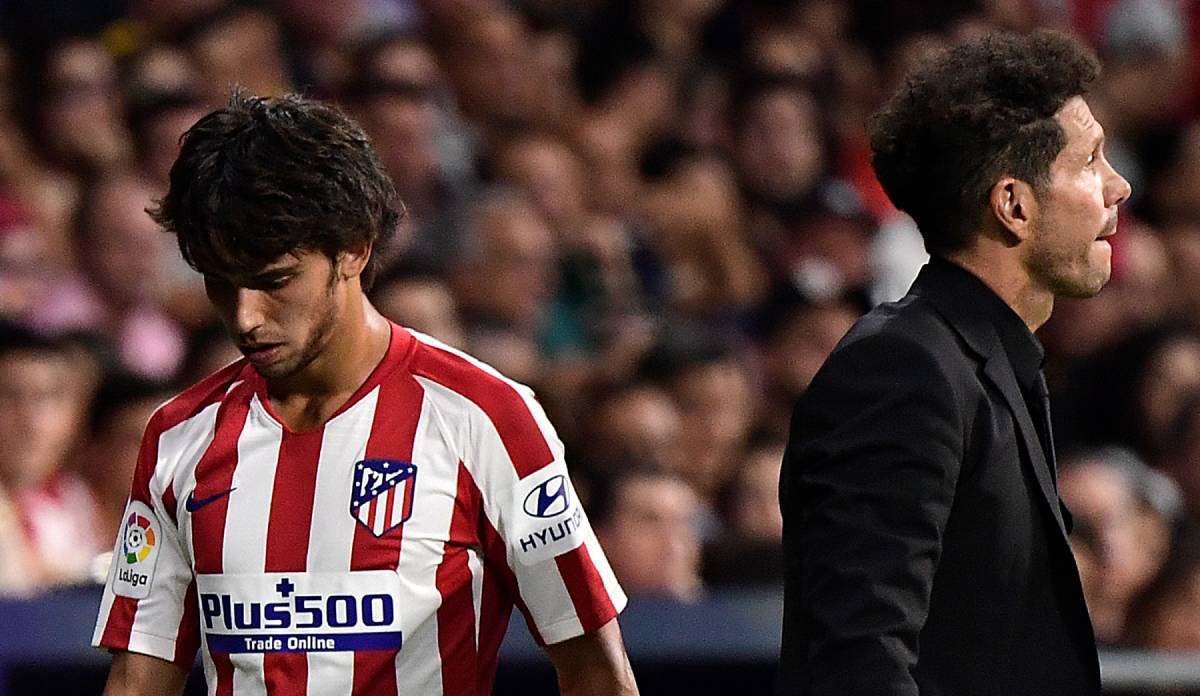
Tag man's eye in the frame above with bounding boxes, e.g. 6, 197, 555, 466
257, 276, 292, 290
1086, 153, 1096, 167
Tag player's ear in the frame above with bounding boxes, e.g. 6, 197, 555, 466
988, 176, 1036, 244
336, 242, 373, 280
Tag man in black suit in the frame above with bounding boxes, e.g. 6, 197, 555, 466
777, 31, 1131, 695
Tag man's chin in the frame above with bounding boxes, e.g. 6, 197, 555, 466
249, 358, 294, 380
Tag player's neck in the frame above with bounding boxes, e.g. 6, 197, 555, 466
265, 297, 391, 431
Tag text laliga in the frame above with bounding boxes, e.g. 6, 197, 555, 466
200, 592, 395, 631
118, 567, 149, 587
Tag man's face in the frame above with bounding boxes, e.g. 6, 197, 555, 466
1025, 96, 1132, 298
203, 250, 344, 380
0, 351, 81, 487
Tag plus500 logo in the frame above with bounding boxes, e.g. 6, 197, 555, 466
200, 592, 395, 631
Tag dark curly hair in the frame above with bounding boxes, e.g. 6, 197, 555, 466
150, 91, 403, 289
869, 30, 1100, 257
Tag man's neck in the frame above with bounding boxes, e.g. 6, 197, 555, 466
266, 298, 392, 432
944, 251, 1054, 332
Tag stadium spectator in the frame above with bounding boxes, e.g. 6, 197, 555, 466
703, 439, 786, 587
81, 373, 176, 549
181, 4, 292, 103
371, 264, 466, 348
756, 291, 861, 437
593, 469, 705, 602
445, 186, 563, 386
583, 381, 683, 476
67, 173, 189, 379
1125, 528, 1200, 651
1059, 448, 1183, 644
0, 322, 102, 591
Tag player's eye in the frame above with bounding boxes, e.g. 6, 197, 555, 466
251, 274, 294, 291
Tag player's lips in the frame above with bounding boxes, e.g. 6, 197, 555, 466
1097, 216, 1118, 240
238, 343, 283, 363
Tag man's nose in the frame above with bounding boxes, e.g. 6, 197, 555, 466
1106, 167, 1132, 208
233, 289, 267, 334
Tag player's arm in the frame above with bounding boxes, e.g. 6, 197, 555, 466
779, 332, 965, 695
545, 617, 638, 696
102, 651, 188, 696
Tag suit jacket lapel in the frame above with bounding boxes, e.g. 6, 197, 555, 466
913, 265, 1069, 541
980, 353, 1069, 540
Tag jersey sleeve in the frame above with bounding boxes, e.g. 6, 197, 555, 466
93, 411, 200, 665
469, 384, 627, 646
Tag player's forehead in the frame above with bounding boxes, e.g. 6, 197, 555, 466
1056, 96, 1103, 147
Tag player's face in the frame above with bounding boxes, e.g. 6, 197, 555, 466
203, 250, 344, 380
1025, 96, 1131, 298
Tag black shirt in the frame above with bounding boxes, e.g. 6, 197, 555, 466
929, 258, 1054, 466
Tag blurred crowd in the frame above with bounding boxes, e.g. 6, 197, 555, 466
2, 0, 1200, 655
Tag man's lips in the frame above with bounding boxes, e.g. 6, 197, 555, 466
1097, 217, 1118, 240
238, 343, 283, 360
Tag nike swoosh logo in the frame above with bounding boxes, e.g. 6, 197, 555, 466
185, 488, 237, 512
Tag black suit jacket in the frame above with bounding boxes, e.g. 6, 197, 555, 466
777, 261, 1100, 695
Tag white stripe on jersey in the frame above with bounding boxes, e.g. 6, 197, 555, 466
304, 388, 380, 695
159, 401, 222, 692
224, 394, 283, 696
394, 390, 455, 694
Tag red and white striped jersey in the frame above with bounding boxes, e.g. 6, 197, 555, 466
93, 323, 626, 695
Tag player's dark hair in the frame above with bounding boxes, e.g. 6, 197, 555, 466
150, 90, 403, 289
869, 30, 1100, 257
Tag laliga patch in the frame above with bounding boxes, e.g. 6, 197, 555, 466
510, 472, 586, 566
350, 459, 417, 537
113, 500, 161, 599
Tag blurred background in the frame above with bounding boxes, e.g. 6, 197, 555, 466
1, 0, 1200, 693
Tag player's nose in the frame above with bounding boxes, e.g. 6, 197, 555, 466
233, 289, 268, 334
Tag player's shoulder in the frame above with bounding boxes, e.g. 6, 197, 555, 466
150, 358, 251, 434
402, 329, 538, 414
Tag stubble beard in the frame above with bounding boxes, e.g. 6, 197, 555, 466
1026, 224, 1111, 300
254, 283, 341, 381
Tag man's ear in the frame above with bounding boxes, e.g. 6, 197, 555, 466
988, 176, 1037, 243
337, 242, 373, 280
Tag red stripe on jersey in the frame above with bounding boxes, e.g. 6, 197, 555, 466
554, 543, 617, 635
99, 597, 137, 651
161, 479, 179, 527
189, 380, 254, 696
477, 569, 513, 694
264, 430, 322, 570
412, 343, 554, 478
381, 486, 396, 530
213, 654, 235, 696
99, 410, 163, 650
457, 462, 542, 664
173, 580, 201, 665
263, 428, 324, 696
349, 373, 425, 696
435, 462, 482, 696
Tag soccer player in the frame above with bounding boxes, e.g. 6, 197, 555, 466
93, 92, 638, 696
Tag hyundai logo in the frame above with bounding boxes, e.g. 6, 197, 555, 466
524, 475, 570, 518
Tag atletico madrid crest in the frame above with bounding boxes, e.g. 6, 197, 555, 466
351, 459, 417, 537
